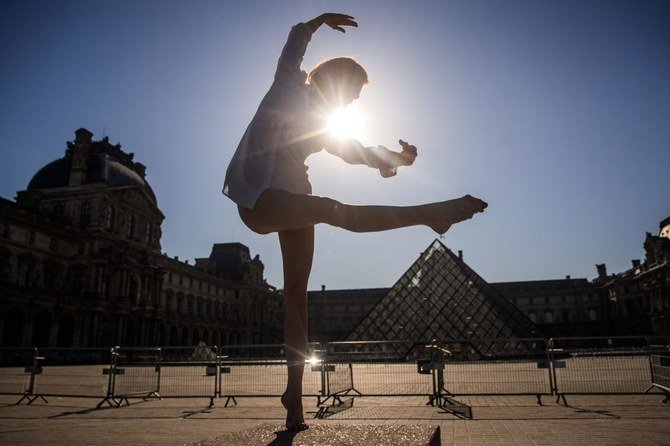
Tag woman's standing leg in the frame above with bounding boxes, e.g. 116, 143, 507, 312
278, 226, 314, 431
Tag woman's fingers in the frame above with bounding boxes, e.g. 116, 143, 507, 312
323, 13, 358, 32
399, 139, 418, 155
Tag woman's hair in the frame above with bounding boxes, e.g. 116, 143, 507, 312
307, 57, 369, 87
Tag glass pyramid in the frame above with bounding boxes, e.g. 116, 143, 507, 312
346, 240, 541, 357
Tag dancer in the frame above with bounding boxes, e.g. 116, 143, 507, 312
223, 13, 487, 431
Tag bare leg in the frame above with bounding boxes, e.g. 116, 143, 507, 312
278, 226, 313, 431
239, 190, 487, 234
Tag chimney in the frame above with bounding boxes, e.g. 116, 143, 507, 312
321, 285, 326, 292
458, 250, 463, 261
69, 128, 93, 187
565, 275, 571, 280
596, 264, 607, 281
632, 259, 641, 269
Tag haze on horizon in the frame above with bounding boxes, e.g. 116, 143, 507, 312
1, 0, 668, 290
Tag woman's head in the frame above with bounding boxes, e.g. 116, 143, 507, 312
308, 57, 368, 109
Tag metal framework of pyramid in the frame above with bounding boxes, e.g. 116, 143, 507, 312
346, 240, 540, 357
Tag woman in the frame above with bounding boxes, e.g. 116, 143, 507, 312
223, 13, 487, 431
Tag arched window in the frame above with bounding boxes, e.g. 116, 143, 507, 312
52, 203, 65, 224
80, 201, 92, 228
17, 254, 36, 287
128, 276, 138, 303
126, 214, 134, 238
105, 205, 115, 231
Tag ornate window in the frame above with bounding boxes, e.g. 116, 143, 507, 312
126, 214, 134, 238
105, 205, 115, 231
52, 203, 65, 224
145, 222, 152, 244
80, 201, 92, 228
43, 259, 62, 291
25, 229, 35, 246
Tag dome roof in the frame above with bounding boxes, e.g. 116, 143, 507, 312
27, 131, 157, 205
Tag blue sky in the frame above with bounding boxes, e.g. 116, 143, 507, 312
1, 0, 668, 290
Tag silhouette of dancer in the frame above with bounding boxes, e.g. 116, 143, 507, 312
223, 13, 487, 431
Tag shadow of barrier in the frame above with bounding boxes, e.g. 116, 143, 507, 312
218, 343, 324, 408
549, 336, 670, 405
319, 338, 552, 419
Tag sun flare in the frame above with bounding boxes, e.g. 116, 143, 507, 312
327, 105, 366, 140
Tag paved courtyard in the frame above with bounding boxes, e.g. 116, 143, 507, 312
1, 393, 669, 445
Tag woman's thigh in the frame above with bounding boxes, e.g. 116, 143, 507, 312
239, 190, 337, 234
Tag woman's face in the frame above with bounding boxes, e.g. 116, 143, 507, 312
337, 78, 365, 108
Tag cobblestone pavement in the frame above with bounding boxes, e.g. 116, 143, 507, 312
0, 394, 669, 445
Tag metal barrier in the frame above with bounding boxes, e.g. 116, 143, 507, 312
438, 338, 551, 399
325, 341, 433, 397
32, 348, 112, 400
550, 337, 658, 404
0, 348, 39, 404
648, 355, 670, 403
109, 347, 162, 406
2, 337, 668, 411
218, 343, 323, 407
159, 346, 218, 405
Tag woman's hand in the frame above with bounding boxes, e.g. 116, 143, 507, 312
397, 139, 418, 166
307, 13, 358, 33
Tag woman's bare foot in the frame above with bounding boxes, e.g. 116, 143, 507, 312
281, 391, 308, 431
427, 195, 487, 234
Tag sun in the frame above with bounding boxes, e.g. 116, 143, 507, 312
327, 105, 366, 140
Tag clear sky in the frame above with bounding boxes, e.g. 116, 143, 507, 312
1, 0, 668, 290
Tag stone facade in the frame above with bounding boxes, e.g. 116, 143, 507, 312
306, 287, 387, 343
0, 129, 282, 348
491, 278, 611, 337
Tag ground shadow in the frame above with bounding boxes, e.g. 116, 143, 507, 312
267, 429, 298, 445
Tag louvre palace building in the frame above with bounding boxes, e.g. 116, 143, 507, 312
0, 129, 283, 348
2, 129, 668, 349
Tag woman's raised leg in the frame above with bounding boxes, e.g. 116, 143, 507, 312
239, 189, 487, 234
278, 226, 314, 431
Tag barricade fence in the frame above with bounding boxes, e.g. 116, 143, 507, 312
549, 336, 664, 396
649, 355, 670, 402
219, 343, 324, 402
0, 336, 668, 408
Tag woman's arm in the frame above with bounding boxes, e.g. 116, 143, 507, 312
324, 138, 418, 177
275, 13, 357, 82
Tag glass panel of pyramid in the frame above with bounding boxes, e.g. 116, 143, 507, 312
346, 240, 541, 357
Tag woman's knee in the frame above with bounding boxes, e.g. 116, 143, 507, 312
238, 206, 272, 234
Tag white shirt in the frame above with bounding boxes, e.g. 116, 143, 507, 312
223, 23, 327, 209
